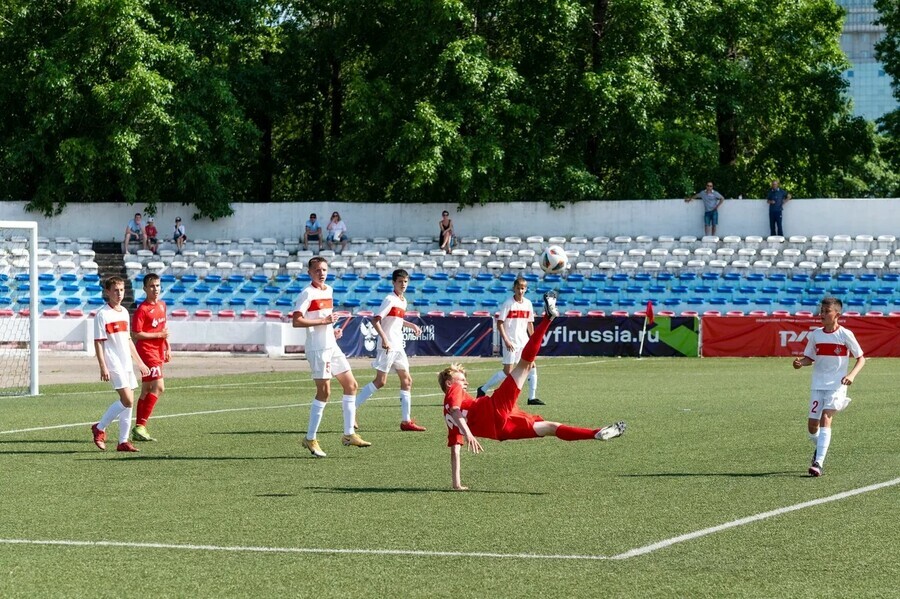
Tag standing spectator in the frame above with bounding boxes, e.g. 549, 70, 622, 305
130, 273, 170, 443
303, 212, 322, 252
292, 256, 369, 457
123, 213, 146, 253
766, 179, 792, 236
684, 182, 725, 236
144, 217, 159, 254
439, 210, 454, 252
792, 297, 866, 477
354, 268, 426, 431
476, 277, 544, 405
90, 276, 150, 453
172, 217, 187, 254
326, 211, 348, 253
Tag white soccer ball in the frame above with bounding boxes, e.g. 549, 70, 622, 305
540, 245, 568, 274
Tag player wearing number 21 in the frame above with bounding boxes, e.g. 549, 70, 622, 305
792, 297, 866, 478
131, 273, 171, 443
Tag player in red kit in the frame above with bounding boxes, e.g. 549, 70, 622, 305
130, 273, 170, 442
439, 291, 627, 490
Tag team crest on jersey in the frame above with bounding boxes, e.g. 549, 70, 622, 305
360, 319, 378, 352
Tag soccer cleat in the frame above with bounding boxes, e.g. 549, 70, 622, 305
527, 398, 546, 406
341, 433, 372, 447
131, 425, 156, 442
91, 423, 107, 451
809, 461, 823, 477
476, 386, 486, 398
543, 290, 559, 318
302, 437, 327, 458
116, 441, 140, 453
595, 421, 627, 441
400, 420, 426, 432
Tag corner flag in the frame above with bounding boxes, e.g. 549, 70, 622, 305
646, 300, 655, 326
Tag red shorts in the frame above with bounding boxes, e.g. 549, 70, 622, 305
469, 375, 543, 442
141, 364, 164, 383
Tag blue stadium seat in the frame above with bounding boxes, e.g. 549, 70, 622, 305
446, 284, 463, 294
60, 273, 78, 283
481, 298, 499, 308
87, 297, 106, 306
228, 297, 246, 306
275, 298, 293, 307
459, 298, 476, 308
409, 273, 426, 282
342, 298, 361, 309
523, 273, 540, 283
206, 297, 223, 306
64, 297, 82, 306
38, 273, 54, 282
161, 274, 177, 283
251, 274, 268, 284
82, 273, 101, 283
436, 298, 453, 307
476, 273, 495, 282
455, 273, 473, 281
205, 274, 222, 283
413, 298, 431, 307
252, 297, 270, 307
41, 297, 58, 306
365, 298, 382, 308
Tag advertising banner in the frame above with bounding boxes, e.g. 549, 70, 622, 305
702, 316, 900, 357
539, 316, 699, 357
337, 315, 493, 358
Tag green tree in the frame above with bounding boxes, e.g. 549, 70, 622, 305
875, 0, 900, 194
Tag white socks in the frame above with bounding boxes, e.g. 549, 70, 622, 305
815, 427, 832, 465
117, 406, 133, 444
527, 367, 538, 400
400, 390, 412, 422
98, 400, 128, 431
355, 382, 378, 407
307, 399, 327, 440
481, 370, 506, 394
342, 395, 357, 435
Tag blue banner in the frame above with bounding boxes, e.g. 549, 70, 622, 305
337, 315, 493, 358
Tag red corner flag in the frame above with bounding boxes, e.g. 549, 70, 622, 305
646, 300, 655, 325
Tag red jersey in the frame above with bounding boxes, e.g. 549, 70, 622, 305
443, 382, 500, 446
133, 299, 168, 365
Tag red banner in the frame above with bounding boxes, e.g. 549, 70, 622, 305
702, 316, 900, 357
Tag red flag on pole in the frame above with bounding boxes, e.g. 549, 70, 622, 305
646, 300, 655, 325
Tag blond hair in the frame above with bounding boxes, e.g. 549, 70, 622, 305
437, 363, 466, 393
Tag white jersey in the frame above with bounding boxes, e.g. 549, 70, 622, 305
294, 283, 337, 352
375, 292, 407, 349
803, 326, 864, 390
93, 303, 134, 374
497, 296, 534, 345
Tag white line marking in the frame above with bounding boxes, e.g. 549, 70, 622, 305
2, 476, 897, 561
0, 538, 608, 561
610, 476, 900, 560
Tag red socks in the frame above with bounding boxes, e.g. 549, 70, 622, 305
135, 393, 159, 427
555, 425, 599, 441
521, 317, 553, 363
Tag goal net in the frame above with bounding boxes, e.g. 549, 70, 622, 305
0, 221, 39, 396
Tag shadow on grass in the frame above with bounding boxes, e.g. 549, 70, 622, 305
305, 486, 546, 495
0, 449, 83, 455
620, 471, 803, 478
75, 454, 352, 461
0, 439, 84, 444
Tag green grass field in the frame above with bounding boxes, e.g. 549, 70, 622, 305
2, 356, 898, 598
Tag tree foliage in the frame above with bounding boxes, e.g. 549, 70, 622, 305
0, 0, 895, 219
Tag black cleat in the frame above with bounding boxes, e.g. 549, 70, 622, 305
527, 398, 546, 406
476, 386, 486, 398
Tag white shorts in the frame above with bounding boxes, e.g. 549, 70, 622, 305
371, 348, 410, 373
808, 386, 851, 419
307, 347, 351, 380
501, 344, 523, 366
110, 369, 138, 391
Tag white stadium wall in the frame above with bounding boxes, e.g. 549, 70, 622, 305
1, 198, 899, 240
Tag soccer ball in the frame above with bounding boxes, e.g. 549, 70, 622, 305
540, 245, 568, 274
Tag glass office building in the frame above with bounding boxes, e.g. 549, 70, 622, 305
836, 0, 897, 121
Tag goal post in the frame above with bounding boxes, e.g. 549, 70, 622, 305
0, 220, 39, 396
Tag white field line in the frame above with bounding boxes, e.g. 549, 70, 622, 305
609, 476, 900, 560
2, 476, 898, 561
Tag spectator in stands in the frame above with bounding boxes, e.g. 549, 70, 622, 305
326, 211, 348, 252
684, 182, 725, 236
439, 210, 454, 251
766, 179, 791, 237
303, 212, 322, 252
123, 213, 146, 253
172, 217, 187, 254
144, 217, 159, 254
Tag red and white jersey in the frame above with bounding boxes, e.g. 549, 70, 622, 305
375, 292, 407, 348
294, 283, 336, 352
497, 296, 534, 345
443, 383, 493, 447
803, 326, 864, 390
94, 304, 134, 374
133, 300, 168, 366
